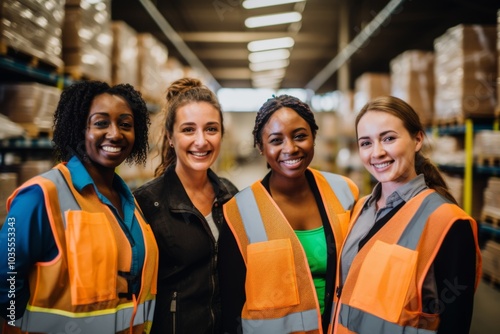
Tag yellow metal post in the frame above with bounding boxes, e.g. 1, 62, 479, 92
463, 119, 473, 215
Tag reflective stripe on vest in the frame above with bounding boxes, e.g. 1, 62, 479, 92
338, 305, 435, 334
41, 169, 81, 227
243, 309, 319, 334
234, 172, 352, 333
318, 171, 355, 211
338, 192, 447, 333
234, 171, 354, 243
14, 299, 155, 333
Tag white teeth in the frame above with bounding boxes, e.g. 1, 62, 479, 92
283, 158, 301, 165
102, 146, 121, 153
373, 162, 391, 168
192, 151, 209, 157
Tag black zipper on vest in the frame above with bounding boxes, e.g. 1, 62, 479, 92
170, 291, 177, 334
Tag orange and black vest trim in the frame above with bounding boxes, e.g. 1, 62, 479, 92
4, 164, 158, 334
330, 189, 481, 334
224, 168, 358, 334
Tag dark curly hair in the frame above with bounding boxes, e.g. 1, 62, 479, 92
155, 77, 224, 176
252, 94, 319, 149
52, 80, 150, 165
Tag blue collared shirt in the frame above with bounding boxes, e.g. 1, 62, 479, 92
0, 156, 145, 318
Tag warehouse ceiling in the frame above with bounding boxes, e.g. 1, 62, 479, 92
112, 0, 498, 93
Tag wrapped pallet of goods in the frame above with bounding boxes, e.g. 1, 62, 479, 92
112, 21, 139, 87
353, 72, 391, 113
137, 33, 169, 104
390, 50, 435, 126
0, 83, 61, 137
62, 0, 112, 82
0, 0, 65, 71
433, 24, 497, 123
482, 240, 500, 284
480, 176, 500, 226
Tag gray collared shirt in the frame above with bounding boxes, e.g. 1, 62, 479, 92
340, 174, 428, 285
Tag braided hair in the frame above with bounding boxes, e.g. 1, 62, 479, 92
252, 94, 319, 150
52, 80, 150, 165
356, 96, 458, 205
155, 77, 224, 176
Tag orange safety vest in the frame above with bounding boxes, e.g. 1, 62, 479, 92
3, 164, 158, 334
330, 189, 482, 334
224, 168, 358, 334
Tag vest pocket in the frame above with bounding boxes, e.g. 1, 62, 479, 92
245, 238, 300, 310
349, 240, 417, 323
65, 211, 118, 305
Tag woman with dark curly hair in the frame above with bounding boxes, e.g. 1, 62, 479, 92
0, 80, 159, 334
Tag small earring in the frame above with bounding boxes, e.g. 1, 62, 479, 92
259, 151, 263, 155
169, 143, 174, 147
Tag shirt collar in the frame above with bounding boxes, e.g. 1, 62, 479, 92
66, 156, 135, 207
366, 174, 428, 208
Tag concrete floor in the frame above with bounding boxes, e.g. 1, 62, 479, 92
470, 278, 500, 334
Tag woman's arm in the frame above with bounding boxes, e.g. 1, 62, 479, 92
218, 222, 246, 334
0, 185, 57, 320
434, 220, 477, 334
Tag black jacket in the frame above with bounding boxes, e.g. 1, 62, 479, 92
134, 165, 238, 334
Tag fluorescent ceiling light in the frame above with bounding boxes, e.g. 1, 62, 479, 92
248, 37, 295, 52
243, 0, 305, 9
250, 59, 289, 72
245, 12, 302, 28
252, 68, 286, 79
249, 49, 290, 63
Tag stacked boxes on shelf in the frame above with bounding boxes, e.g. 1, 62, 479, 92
0, 83, 61, 136
111, 21, 139, 87
353, 72, 391, 112
482, 240, 500, 283
62, 0, 112, 82
390, 50, 435, 126
0, 0, 65, 69
433, 24, 497, 122
137, 33, 169, 104
481, 177, 500, 223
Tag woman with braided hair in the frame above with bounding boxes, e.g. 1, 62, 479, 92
219, 94, 359, 333
133, 77, 238, 334
0, 80, 158, 333
331, 96, 481, 334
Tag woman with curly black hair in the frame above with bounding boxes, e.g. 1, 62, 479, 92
0, 80, 159, 334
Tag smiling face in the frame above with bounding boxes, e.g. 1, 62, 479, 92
259, 107, 314, 180
357, 110, 423, 194
84, 93, 135, 171
170, 101, 222, 174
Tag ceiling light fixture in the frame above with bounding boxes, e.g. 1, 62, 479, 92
242, 0, 305, 9
245, 12, 302, 28
249, 49, 290, 63
251, 68, 287, 79
247, 37, 295, 52
250, 59, 289, 72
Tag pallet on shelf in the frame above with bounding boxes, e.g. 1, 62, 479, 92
0, 42, 64, 75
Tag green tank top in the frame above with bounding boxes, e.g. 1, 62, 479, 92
295, 225, 327, 314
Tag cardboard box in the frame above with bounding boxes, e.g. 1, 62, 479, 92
62, 0, 112, 81
390, 50, 435, 126
112, 21, 139, 87
354, 72, 391, 112
434, 24, 497, 120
